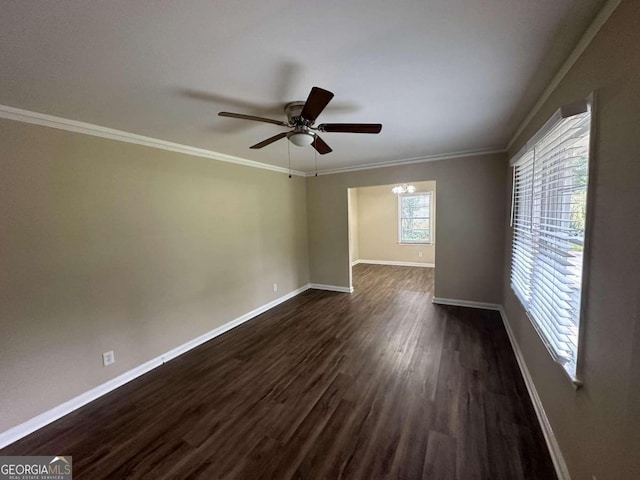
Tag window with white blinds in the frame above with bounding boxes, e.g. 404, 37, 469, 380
510, 100, 592, 381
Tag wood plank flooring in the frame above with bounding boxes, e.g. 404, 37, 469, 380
1, 264, 556, 479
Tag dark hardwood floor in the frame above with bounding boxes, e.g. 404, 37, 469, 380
1, 264, 556, 479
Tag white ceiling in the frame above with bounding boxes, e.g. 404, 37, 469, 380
0, 0, 606, 173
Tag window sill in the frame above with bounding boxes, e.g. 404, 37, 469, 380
526, 311, 583, 390
511, 284, 583, 390
397, 242, 434, 246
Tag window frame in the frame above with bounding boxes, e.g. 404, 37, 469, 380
509, 94, 596, 387
397, 191, 433, 245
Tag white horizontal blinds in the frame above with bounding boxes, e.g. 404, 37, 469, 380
510, 103, 591, 379
530, 111, 590, 372
400, 192, 431, 243
511, 149, 535, 305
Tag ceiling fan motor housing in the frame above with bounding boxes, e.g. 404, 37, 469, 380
285, 101, 315, 146
285, 101, 310, 127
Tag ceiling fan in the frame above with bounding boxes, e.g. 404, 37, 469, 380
218, 87, 382, 155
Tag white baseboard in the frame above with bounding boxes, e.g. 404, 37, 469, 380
0, 287, 570, 480
430, 297, 570, 478
160, 284, 310, 363
498, 307, 570, 480
0, 284, 311, 450
432, 297, 501, 311
309, 283, 354, 293
354, 259, 435, 268
0, 356, 165, 451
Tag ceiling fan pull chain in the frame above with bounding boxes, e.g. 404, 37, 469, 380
288, 139, 292, 179
314, 147, 318, 177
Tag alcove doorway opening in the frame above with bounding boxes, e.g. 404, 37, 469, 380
347, 181, 436, 293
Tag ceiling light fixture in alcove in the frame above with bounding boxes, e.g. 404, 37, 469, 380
392, 184, 416, 194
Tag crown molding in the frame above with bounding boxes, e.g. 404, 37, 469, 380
0, 104, 306, 177
3, 0, 620, 181
0, 104, 505, 177
308, 147, 507, 176
0, 1, 621, 177
506, 0, 621, 151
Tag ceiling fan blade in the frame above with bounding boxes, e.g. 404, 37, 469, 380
318, 123, 382, 134
300, 87, 334, 122
312, 135, 333, 155
219, 112, 288, 127
250, 132, 288, 149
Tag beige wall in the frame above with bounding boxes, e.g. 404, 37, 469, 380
0, 119, 309, 432
347, 188, 359, 264
4, 10, 638, 479
307, 153, 507, 303
356, 181, 436, 265
501, 1, 640, 478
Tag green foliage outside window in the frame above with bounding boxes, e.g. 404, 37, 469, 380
399, 193, 431, 243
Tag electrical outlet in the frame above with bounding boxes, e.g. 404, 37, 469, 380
273, 283, 278, 292
418, 251, 423, 257
102, 350, 115, 367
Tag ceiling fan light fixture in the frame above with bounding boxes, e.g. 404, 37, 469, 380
288, 131, 315, 147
